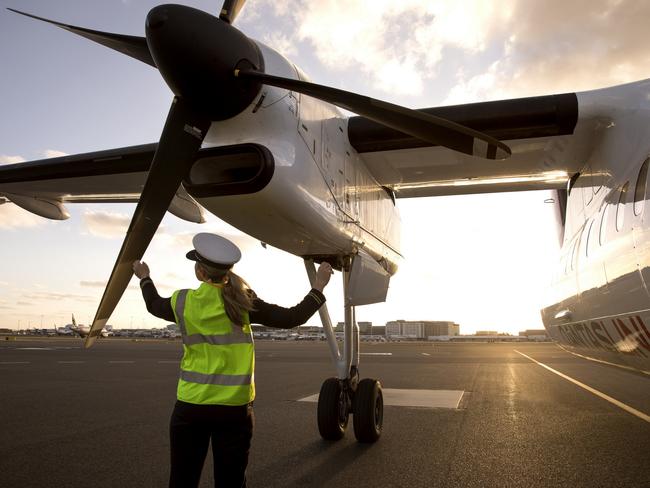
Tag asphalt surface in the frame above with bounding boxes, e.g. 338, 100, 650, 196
1, 338, 649, 488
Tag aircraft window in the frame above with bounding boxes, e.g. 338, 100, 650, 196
570, 239, 578, 271
582, 165, 593, 206
633, 158, 649, 216
615, 182, 629, 231
585, 219, 595, 257
599, 203, 609, 246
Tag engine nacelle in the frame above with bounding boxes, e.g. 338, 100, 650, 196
3, 193, 69, 220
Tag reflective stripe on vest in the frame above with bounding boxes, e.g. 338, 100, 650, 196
171, 284, 255, 405
179, 370, 253, 386
174, 289, 252, 347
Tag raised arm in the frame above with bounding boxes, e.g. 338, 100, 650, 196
133, 260, 175, 322
250, 262, 332, 328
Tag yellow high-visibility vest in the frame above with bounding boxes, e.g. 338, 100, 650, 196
171, 282, 254, 405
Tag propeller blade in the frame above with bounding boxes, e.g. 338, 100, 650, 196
236, 70, 511, 160
7, 8, 156, 68
84, 97, 210, 348
219, 0, 247, 24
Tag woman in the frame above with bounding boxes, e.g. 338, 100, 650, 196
132, 232, 333, 488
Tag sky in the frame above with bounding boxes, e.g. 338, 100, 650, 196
1, 0, 649, 334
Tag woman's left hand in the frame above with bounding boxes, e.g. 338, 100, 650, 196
132, 260, 150, 279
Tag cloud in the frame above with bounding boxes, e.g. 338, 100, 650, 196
0, 281, 8, 287
249, 0, 513, 96
245, 0, 650, 105
0, 203, 48, 229
0, 155, 25, 165
82, 210, 131, 239
22, 291, 96, 302
443, 0, 650, 103
261, 32, 298, 58
80, 280, 139, 291
80, 281, 107, 288
42, 150, 68, 158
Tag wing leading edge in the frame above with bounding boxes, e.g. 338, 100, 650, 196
0, 143, 208, 223
348, 92, 592, 198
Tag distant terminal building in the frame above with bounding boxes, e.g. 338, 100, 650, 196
476, 330, 499, 336
519, 329, 550, 341
336, 321, 373, 334
385, 320, 460, 340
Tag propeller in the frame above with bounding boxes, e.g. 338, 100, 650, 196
235, 70, 510, 160
7, 8, 155, 67
9, 0, 512, 347
219, 0, 247, 24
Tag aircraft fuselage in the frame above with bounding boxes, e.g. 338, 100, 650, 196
542, 81, 650, 373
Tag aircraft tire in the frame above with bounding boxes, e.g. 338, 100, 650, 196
317, 377, 348, 440
353, 378, 383, 443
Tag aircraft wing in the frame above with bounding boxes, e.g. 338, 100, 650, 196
348, 93, 592, 197
0, 143, 204, 223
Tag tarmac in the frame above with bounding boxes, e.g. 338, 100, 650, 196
1, 338, 649, 487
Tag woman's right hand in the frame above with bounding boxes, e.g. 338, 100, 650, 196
313, 262, 333, 292
132, 260, 150, 279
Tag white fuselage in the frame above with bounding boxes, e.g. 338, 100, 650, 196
542, 80, 650, 373
194, 42, 402, 274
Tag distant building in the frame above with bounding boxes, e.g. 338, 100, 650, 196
385, 320, 460, 339
358, 322, 372, 334
336, 322, 374, 334
476, 330, 499, 336
519, 329, 550, 341
371, 325, 385, 336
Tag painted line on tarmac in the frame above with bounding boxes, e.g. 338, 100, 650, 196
0, 361, 30, 364
556, 344, 650, 376
515, 350, 650, 424
109, 361, 134, 364
421, 352, 431, 356
360, 352, 392, 356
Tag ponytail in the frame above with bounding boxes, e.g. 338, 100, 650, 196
198, 264, 256, 326
221, 270, 256, 327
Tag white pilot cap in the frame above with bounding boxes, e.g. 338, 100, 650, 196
186, 233, 242, 271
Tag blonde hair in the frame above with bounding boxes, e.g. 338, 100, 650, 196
199, 264, 256, 326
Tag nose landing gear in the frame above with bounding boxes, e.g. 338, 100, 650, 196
305, 259, 384, 443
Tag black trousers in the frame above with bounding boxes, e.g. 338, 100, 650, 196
169, 400, 254, 488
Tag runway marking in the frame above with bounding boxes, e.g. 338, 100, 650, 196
298, 389, 464, 409
16, 347, 53, 350
556, 344, 650, 376
515, 350, 650, 424
109, 360, 134, 364
57, 361, 85, 364
421, 352, 431, 356
360, 352, 392, 356
0, 361, 30, 364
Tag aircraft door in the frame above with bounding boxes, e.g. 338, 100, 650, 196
344, 148, 358, 219
632, 157, 650, 300
322, 118, 347, 217
602, 179, 650, 314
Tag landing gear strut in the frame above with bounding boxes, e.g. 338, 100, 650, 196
305, 258, 384, 443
